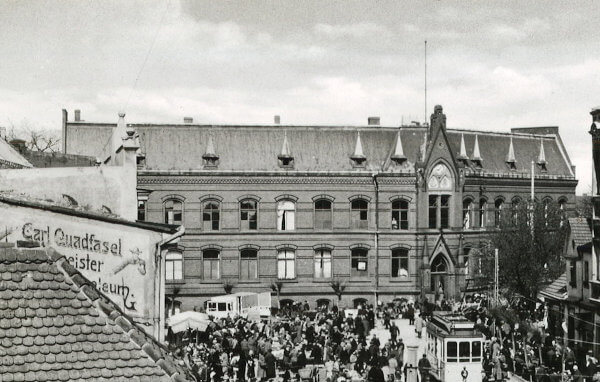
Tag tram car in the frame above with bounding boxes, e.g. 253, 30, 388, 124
426, 311, 483, 382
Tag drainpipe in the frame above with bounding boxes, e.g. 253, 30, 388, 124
154, 225, 185, 341
373, 172, 380, 304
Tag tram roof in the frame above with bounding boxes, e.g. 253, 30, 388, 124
428, 311, 482, 337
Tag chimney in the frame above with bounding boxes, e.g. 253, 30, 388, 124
368, 116, 380, 126
74, 109, 81, 122
183, 117, 193, 124
274, 115, 281, 125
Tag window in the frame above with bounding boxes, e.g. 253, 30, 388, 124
428, 195, 438, 229
447, 341, 457, 362
240, 199, 258, 230
429, 195, 450, 229
203, 250, 220, 280
570, 260, 577, 287
584, 260, 590, 287
494, 199, 504, 227
277, 249, 295, 279
165, 252, 183, 280
511, 198, 521, 225
314, 199, 332, 230
392, 199, 409, 230
137, 196, 147, 221
463, 246, 472, 277
472, 341, 481, 362
277, 200, 295, 231
351, 248, 368, 277
478, 198, 487, 228
202, 201, 220, 231
167, 299, 181, 317
463, 198, 473, 229
164, 199, 183, 225
240, 249, 258, 280
314, 249, 332, 279
391, 248, 409, 278
351, 199, 369, 229
431, 255, 448, 273
459, 342, 470, 362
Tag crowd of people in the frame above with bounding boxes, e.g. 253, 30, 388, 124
166, 296, 600, 382
168, 300, 429, 382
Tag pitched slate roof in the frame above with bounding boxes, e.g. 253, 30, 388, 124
0, 139, 32, 169
568, 217, 592, 248
64, 122, 575, 178
0, 245, 192, 382
539, 272, 568, 301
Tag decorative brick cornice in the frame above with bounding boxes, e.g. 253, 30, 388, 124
138, 176, 375, 185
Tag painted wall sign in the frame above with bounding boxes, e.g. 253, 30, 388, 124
0, 202, 163, 323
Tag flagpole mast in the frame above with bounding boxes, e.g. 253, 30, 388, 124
424, 40, 428, 124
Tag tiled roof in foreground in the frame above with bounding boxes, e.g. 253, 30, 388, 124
539, 272, 568, 301
0, 245, 192, 382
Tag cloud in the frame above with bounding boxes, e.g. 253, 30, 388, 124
313, 22, 391, 40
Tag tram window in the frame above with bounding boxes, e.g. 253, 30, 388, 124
447, 341, 457, 362
459, 342, 470, 362
472, 341, 481, 362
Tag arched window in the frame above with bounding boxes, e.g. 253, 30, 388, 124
240, 199, 258, 230
277, 200, 295, 231
463, 198, 474, 229
164, 199, 183, 225
391, 199, 409, 230
494, 199, 504, 227
314, 248, 332, 279
351, 248, 368, 277
430, 255, 448, 273
428, 163, 453, 191
511, 198, 522, 225
351, 199, 369, 229
277, 249, 295, 279
202, 200, 220, 231
203, 249, 220, 280
478, 198, 487, 228
240, 249, 258, 280
165, 252, 183, 280
391, 248, 409, 278
463, 246, 472, 277
314, 199, 332, 230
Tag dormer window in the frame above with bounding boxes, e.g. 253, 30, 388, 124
202, 153, 219, 168
537, 162, 547, 172
350, 154, 366, 167
506, 160, 517, 171
471, 159, 483, 169
278, 154, 294, 168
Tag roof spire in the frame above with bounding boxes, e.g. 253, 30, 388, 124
537, 139, 546, 164
279, 131, 292, 158
391, 131, 407, 163
506, 137, 516, 163
472, 134, 482, 161
202, 133, 219, 167
506, 137, 516, 170
350, 131, 366, 166
457, 133, 469, 160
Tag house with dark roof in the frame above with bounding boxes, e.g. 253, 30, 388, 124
0, 245, 192, 381
540, 216, 598, 363
62, 106, 578, 311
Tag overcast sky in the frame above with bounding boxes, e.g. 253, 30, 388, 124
0, 0, 598, 193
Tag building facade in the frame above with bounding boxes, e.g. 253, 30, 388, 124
62, 106, 578, 311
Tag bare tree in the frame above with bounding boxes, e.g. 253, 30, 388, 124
329, 279, 347, 306
7, 119, 61, 153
